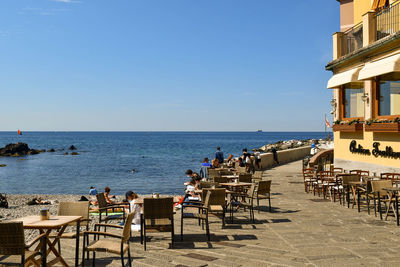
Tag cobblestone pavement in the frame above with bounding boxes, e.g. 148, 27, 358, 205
40, 161, 400, 266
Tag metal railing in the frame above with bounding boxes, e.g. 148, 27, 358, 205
342, 22, 363, 56
376, 1, 400, 41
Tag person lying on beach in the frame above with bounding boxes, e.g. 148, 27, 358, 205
104, 186, 117, 204
27, 197, 52, 205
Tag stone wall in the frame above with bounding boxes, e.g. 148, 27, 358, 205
259, 146, 311, 169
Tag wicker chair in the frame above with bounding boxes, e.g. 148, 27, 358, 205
141, 197, 174, 251
236, 166, 247, 174
0, 222, 46, 267
82, 212, 134, 267
181, 190, 212, 241
49, 201, 91, 257
202, 188, 227, 227
229, 184, 257, 223
371, 180, 395, 220
239, 173, 252, 183
96, 193, 126, 224
213, 176, 228, 183
341, 174, 360, 208
255, 180, 271, 212
208, 169, 220, 180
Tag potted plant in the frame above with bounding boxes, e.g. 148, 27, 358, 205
365, 117, 400, 132
332, 119, 364, 132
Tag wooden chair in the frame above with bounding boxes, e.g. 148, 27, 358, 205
341, 174, 361, 207
96, 193, 126, 224
371, 180, 396, 220
141, 197, 174, 250
0, 222, 46, 267
229, 184, 257, 223
181, 190, 212, 241
255, 180, 271, 212
239, 173, 252, 183
381, 173, 400, 185
49, 201, 91, 257
350, 170, 370, 177
82, 212, 134, 267
302, 168, 315, 193
202, 188, 227, 227
332, 167, 344, 175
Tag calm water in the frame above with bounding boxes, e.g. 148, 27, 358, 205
0, 132, 327, 195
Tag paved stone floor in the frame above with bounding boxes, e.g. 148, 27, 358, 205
51, 161, 400, 266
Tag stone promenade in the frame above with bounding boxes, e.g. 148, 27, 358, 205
52, 161, 400, 266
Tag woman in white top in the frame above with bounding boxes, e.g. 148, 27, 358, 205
125, 191, 141, 227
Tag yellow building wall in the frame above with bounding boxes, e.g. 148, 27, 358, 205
353, 0, 373, 25
334, 131, 400, 168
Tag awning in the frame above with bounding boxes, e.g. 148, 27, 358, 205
372, 0, 388, 10
358, 53, 400, 80
327, 67, 362, 89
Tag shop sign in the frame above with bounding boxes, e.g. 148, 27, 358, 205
349, 140, 400, 159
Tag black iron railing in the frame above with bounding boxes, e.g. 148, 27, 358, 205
376, 1, 400, 40
342, 22, 363, 56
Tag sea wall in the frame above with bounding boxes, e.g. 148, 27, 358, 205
260, 146, 311, 169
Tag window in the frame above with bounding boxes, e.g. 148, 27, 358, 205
341, 83, 364, 119
378, 80, 400, 116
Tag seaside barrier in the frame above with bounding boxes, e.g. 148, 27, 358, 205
260, 146, 311, 169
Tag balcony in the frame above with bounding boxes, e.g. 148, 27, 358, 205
332, 1, 400, 61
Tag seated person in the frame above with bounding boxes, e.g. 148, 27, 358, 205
201, 157, 212, 167
88, 186, 97, 204
104, 186, 117, 204
184, 169, 201, 186
125, 191, 141, 230
212, 158, 220, 168
237, 157, 245, 167
183, 179, 201, 205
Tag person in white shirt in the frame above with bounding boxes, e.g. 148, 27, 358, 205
125, 191, 141, 227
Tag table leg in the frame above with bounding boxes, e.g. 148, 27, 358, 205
378, 192, 382, 220
357, 187, 360, 212
347, 185, 350, 208
75, 221, 80, 267
385, 192, 393, 221
46, 225, 69, 267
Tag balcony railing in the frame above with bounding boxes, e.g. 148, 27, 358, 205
376, 0, 400, 41
342, 22, 363, 56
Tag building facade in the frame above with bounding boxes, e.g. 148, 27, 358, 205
327, 0, 400, 173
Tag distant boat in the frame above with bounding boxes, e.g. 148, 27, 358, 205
257, 130, 263, 132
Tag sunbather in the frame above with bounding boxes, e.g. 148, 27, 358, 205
104, 186, 117, 204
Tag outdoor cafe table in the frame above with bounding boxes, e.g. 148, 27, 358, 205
219, 182, 252, 187
383, 187, 400, 226
13, 215, 82, 267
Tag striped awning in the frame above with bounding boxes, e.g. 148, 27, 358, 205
372, 0, 388, 10
327, 67, 362, 89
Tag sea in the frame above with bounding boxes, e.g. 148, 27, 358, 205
0, 132, 327, 195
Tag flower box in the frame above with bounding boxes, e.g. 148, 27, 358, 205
332, 123, 363, 132
364, 122, 400, 132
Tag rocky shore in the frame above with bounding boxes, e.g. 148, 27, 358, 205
0, 143, 79, 158
254, 138, 332, 153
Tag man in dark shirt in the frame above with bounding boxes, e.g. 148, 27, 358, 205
215, 147, 224, 164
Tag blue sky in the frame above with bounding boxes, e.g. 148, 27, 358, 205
0, 0, 339, 131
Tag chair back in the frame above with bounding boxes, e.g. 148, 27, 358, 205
0, 222, 25, 255
350, 170, 370, 177
58, 201, 90, 227
208, 169, 220, 179
202, 190, 212, 208
381, 173, 400, 185
202, 188, 226, 206
239, 173, 252, 183
96, 193, 108, 208
341, 174, 360, 185
257, 180, 271, 195
213, 176, 228, 183
143, 197, 173, 220
332, 167, 344, 175
199, 181, 218, 189
122, 212, 135, 243
371, 180, 393, 195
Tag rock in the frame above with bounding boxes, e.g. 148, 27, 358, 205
0, 143, 30, 156
69, 145, 77, 150
0, 164, 6, 167
64, 152, 69, 155
27, 149, 39, 155
47, 149, 55, 152
11, 153, 20, 157
39, 149, 46, 153
71, 152, 79, 155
